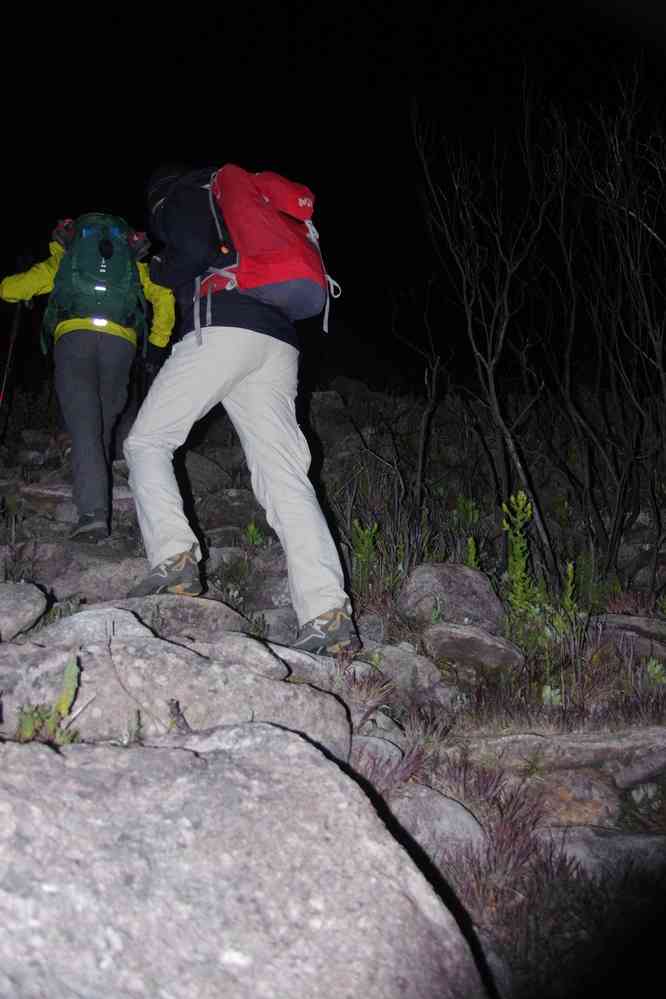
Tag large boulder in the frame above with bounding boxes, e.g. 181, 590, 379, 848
0, 728, 487, 999
422, 623, 524, 676
0, 582, 47, 641
398, 563, 506, 635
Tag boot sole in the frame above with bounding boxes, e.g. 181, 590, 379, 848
295, 635, 362, 656
69, 529, 109, 542
325, 637, 362, 655
166, 582, 203, 596
128, 580, 203, 598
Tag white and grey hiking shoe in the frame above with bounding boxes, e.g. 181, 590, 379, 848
293, 601, 362, 656
128, 546, 203, 598
69, 510, 108, 542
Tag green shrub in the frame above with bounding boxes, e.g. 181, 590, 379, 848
15, 656, 80, 746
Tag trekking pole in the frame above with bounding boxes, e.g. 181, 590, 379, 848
0, 251, 34, 433
0, 300, 23, 414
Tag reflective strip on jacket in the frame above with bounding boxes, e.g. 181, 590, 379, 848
0, 241, 175, 348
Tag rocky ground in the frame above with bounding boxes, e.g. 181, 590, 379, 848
0, 395, 665, 998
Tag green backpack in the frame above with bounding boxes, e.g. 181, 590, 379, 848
43, 212, 148, 346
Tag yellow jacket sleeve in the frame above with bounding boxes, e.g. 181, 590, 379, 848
0, 242, 64, 302
138, 263, 176, 348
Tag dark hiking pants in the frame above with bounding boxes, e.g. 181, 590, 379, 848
54, 330, 135, 518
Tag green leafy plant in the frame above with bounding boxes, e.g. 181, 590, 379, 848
501, 491, 541, 616
452, 495, 481, 531
351, 518, 380, 600
548, 561, 577, 638
645, 656, 666, 686
569, 550, 614, 613
541, 683, 563, 707
464, 535, 480, 570
552, 494, 572, 529
355, 650, 384, 670
15, 656, 81, 745
243, 520, 265, 547
441, 494, 485, 565
500, 498, 591, 693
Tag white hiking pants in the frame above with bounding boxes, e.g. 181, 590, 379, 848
123, 326, 348, 626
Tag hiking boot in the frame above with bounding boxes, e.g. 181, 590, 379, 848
293, 601, 362, 656
128, 547, 203, 598
69, 510, 109, 542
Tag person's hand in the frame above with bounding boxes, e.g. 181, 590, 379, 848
144, 342, 168, 380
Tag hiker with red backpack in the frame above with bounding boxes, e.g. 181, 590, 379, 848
0, 214, 175, 540
124, 162, 361, 655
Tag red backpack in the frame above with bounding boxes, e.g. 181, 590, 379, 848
200, 164, 340, 331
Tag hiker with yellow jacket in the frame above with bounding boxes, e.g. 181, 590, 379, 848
0, 214, 175, 540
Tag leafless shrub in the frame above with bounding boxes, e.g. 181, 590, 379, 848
606, 589, 656, 615
435, 780, 547, 932
350, 743, 428, 800
331, 667, 397, 717
432, 744, 508, 809
401, 703, 457, 755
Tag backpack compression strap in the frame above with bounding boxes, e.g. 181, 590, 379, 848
302, 218, 341, 334
189, 178, 235, 346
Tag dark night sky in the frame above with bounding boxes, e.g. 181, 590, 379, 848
3, 1, 666, 382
